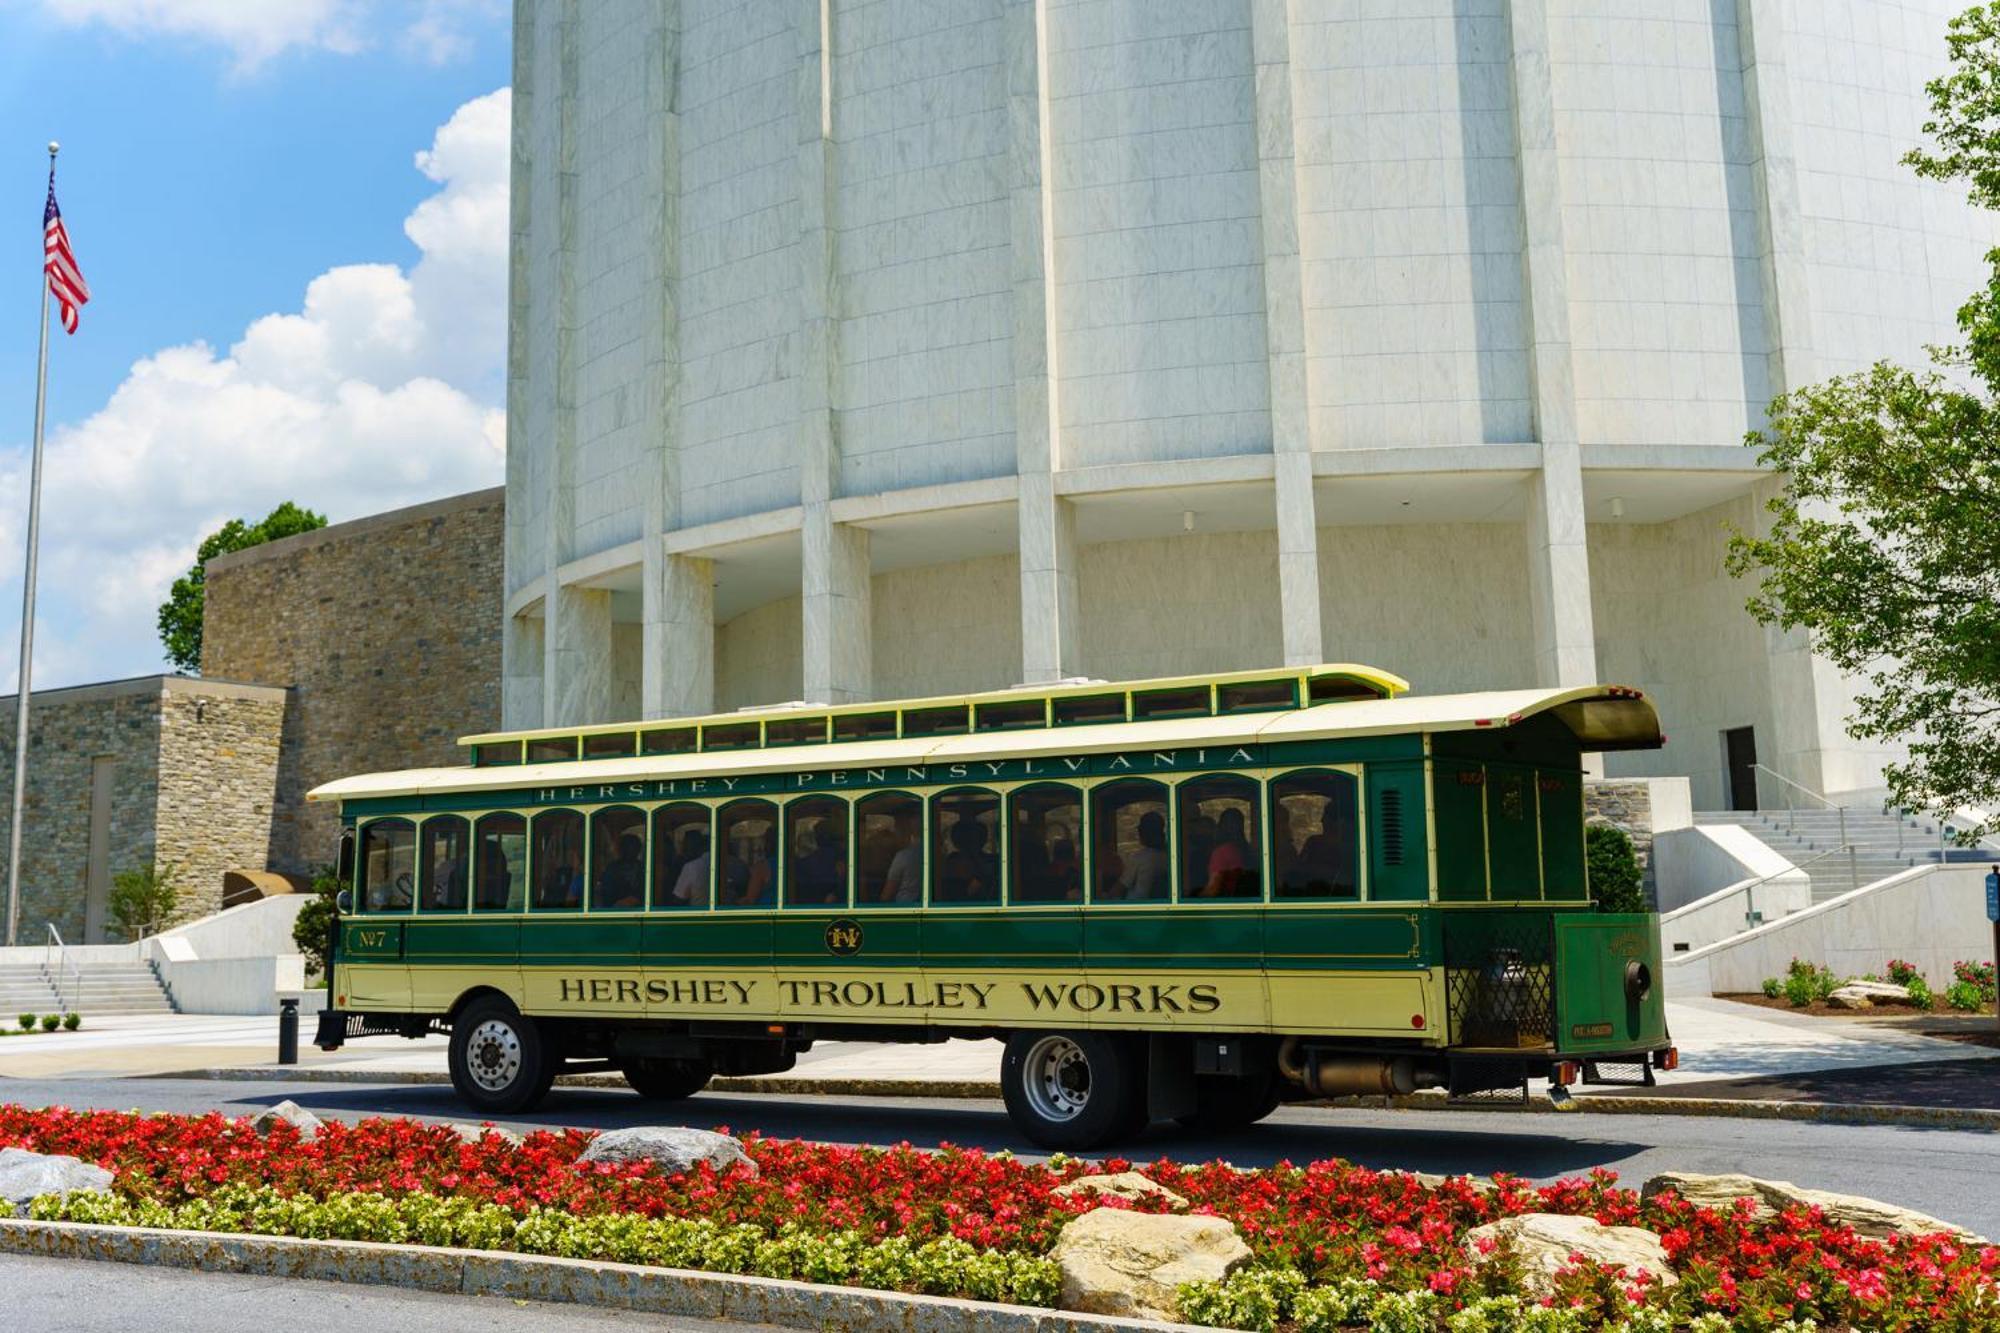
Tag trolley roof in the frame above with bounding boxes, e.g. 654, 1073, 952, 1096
309, 682, 1664, 806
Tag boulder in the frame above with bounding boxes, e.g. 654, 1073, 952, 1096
1051, 1207, 1252, 1321
1830, 981, 1912, 1006
251, 1100, 323, 1138
446, 1123, 524, 1147
1640, 1172, 1982, 1242
1052, 1171, 1188, 1209
0, 1146, 113, 1218
1463, 1213, 1676, 1297
578, 1126, 754, 1177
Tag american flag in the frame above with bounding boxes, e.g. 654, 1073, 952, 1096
43, 167, 88, 335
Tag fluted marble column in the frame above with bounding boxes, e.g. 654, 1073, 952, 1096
1007, 0, 1075, 684
1507, 0, 1598, 689
1249, 0, 1324, 668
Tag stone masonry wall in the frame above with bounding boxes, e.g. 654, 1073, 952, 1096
0, 683, 161, 943
153, 686, 286, 926
1586, 779, 1657, 868
201, 489, 505, 874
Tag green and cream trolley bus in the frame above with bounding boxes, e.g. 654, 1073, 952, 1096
310, 664, 1676, 1149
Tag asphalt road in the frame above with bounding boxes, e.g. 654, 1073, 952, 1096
0, 1252, 765, 1333
3, 1073, 1998, 1236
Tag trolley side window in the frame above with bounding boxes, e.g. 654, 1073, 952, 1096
1177, 774, 1261, 900
1009, 784, 1082, 904
1270, 770, 1360, 900
473, 813, 526, 912
931, 788, 1001, 905
589, 806, 648, 911
1091, 778, 1171, 902
854, 792, 923, 906
530, 809, 585, 911
359, 818, 416, 913
651, 803, 712, 910
784, 796, 849, 908
418, 815, 469, 913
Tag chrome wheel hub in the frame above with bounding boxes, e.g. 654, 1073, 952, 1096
1022, 1035, 1090, 1122
466, 1018, 522, 1092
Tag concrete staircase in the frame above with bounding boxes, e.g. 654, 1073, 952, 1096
0, 965, 58, 1014
48, 961, 178, 1015
1694, 808, 1990, 903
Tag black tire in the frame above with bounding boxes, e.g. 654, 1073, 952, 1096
1001, 1031, 1145, 1151
448, 996, 553, 1113
1175, 1072, 1282, 1132
622, 1057, 713, 1101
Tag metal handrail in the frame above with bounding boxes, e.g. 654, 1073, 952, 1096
40, 922, 79, 1015
1724, 843, 1858, 930
1749, 763, 1853, 885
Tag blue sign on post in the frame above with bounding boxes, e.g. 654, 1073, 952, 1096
1988, 869, 2000, 924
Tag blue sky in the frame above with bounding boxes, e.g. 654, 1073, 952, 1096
0, 1, 514, 690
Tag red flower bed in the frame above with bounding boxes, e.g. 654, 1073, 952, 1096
2, 1104, 1995, 1330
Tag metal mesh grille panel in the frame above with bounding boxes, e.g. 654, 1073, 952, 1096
1444, 912, 1555, 1049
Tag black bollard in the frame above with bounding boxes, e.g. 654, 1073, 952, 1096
278, 997, 299, 1066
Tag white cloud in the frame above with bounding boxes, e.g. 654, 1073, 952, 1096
0, 89, 512, 691
37, 0, 502, 70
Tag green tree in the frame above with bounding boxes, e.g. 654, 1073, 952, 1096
1585, 825, 1646, 914
158, 501, 327, 673
1727, 4, 2000, 832
292, 864, 343, 985
108, 862, 182, 941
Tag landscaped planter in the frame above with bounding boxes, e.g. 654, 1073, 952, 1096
0, 1105, 1994, 1331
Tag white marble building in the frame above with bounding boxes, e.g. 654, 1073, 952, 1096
502, 0, 1991, 810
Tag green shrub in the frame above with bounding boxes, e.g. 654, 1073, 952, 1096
1907, 977, 1936, 1011
293, 864, 343, 984
1781, 957, 1841, 1006
38, 1013, 59, 1032
1761, 976, 1782, 998
61, 1013, 79, 1031
1585, 825, 1647, 913
16, 1014, 33, 1031
29, 1187, 1061, 1308
1887, 958, 1921, 985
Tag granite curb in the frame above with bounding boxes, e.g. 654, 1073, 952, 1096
139, 1067, 2000, 1131
0, 1219, 1212, 1333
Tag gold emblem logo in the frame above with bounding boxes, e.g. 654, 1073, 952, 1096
824, 918, 863, 957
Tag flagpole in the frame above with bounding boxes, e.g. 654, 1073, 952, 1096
6, 141, 57, 948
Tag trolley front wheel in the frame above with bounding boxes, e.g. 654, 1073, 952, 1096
448, 996, 553, 1113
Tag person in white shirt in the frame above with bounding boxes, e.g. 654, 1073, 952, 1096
1116, 810, 1169, 900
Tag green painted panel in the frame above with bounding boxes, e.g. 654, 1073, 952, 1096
1431, 760, 1487, 903
516, 916, 645, 967
1554, 912, 1667, 1052
1538, 769, 1587, 900
1431, 714, 1579, 766
925, 909, 1082, 970
1486, 763, 1543, 901
1085, 909, 1260, 969
639, 915, 774, 968
772, 913, 922, 967
1367, 762, 1431, 901
1265, 735, 1424, 767
1260, 910, 1428, 967
341, 921, 404, 960
403, 919, 518, 965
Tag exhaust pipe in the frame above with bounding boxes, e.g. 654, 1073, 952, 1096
1278, 1037, 1443, 1098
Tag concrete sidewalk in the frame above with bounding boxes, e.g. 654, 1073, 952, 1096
1, 998, 1992, 1094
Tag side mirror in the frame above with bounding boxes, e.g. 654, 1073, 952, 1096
334, 888, 353, 915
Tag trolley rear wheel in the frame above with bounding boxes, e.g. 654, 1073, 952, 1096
1000, 1031, 1145, 1151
